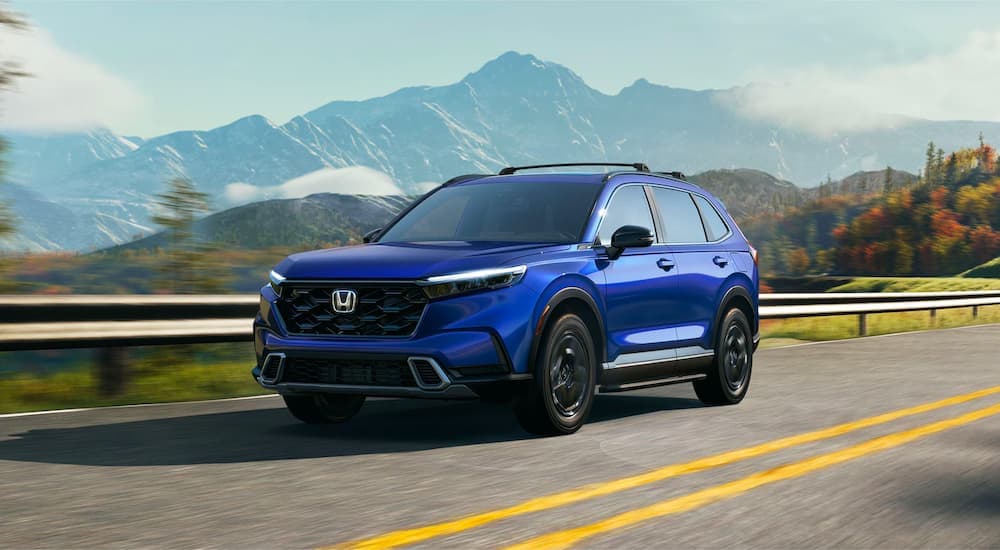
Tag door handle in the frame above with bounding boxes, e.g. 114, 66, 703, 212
656, 258, 675, 272
713, 256, 729, 268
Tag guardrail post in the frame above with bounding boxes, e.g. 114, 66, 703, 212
858, 313, 867, 337
973, 305, 979, 320
930, 308, 937, 326
95, 347, 129, 397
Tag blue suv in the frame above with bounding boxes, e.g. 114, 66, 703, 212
254, 163, 759, 435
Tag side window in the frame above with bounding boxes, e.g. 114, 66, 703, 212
693, 194, 730, 241
596, 186, 656, 246
651, 187, 708, 243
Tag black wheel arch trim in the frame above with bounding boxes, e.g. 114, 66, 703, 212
712, 285, 756, 346
530, 286, 606, 376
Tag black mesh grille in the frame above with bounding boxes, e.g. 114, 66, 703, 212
260, 355, 282, 382
276, 284, 428, 337
410, 359, 443, 387
281, 357, 417, 387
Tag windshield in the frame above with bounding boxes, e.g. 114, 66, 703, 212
378, 182, 601, 244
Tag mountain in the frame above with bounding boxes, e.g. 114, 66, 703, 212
6, 51, 1000, 251
817, 169, 920, 197
107, 193, 410, 252
688, 169, 802, 219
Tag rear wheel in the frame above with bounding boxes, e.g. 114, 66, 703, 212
694, 308, 753, 406
514, 313, 597, 435
283, 394, 366, 424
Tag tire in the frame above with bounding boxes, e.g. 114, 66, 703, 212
694, 308, 753, 406
283, 394, 366, 424
514, 313, 597, 435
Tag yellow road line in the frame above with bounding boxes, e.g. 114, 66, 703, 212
334, 385, 1000, 550
508, 401, 1000, 550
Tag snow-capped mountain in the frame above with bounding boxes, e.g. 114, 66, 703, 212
4, 51, 1000, 251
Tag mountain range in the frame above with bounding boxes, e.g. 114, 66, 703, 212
2, 51, 996, 251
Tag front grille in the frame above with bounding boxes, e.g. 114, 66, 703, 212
276, 283, 428, 337
281, 357, 417, 387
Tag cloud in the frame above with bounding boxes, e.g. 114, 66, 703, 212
0, 26, 144, 132
223, 166, 404, 205
715, 31, 1000, 136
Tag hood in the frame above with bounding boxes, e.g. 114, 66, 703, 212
273, 241, 563, 281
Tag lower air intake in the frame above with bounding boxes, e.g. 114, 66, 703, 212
260, 353, 285, 384
407, 357, 447, 390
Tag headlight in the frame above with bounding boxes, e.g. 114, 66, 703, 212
267, 270, 286, 297
418, 265, 527, 299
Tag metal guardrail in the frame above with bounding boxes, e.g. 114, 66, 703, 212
2, 291, 1000, 351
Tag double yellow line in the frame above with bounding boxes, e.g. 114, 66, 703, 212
336, 385, 1000, 550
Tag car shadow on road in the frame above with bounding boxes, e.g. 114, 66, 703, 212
0, 393, 702, 467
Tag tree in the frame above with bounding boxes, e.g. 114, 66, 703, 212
0, 5, 28, 244
153, 177, 228, 293
882, 166, 895, 194
924, 142, 937, 184
785, 247, 811, 275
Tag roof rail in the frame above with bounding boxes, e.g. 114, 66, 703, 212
442, 174, 489, 186
498, 163, 649, 175
656, 171, 687, 181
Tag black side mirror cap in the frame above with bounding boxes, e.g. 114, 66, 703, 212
607, 225, 654, 260
363, 228, 382, 243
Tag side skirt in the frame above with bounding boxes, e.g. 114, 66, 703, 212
599, 348, 714, 393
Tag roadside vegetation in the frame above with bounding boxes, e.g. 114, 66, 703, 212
746, 138, 1000, 278
1, 344, 265, 414
827, 276, 1000, 293
760, 304, 1000, 348
4, 306, 1000, 414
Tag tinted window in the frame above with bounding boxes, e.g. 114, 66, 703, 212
378, 182, 601, 243
596, 186, 656, 245
651, 187, 707, 243
693, 194, 730, 241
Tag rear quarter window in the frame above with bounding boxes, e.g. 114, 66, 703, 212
692, 194, 730, 241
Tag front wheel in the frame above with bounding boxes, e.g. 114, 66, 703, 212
283, 394, 366, 424
694, 308, 753, 406
514, 313, 597, 435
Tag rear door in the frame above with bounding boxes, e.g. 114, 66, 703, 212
649, 186, 735, 354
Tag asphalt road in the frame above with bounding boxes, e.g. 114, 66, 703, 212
2, 325, 1000, 548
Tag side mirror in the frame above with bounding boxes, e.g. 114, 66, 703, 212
363, 228, 381, 243
607, 225, 654, 260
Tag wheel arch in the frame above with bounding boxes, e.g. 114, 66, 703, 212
530, 286, 607, 382
712, 283, 757, 347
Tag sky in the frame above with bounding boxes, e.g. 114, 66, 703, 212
3, 1, 1000, 137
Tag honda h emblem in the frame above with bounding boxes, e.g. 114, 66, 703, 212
332, 289, 358, 314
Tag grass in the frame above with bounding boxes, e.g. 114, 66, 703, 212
828, 277, 1000, 292
761, 304, 1000, 344
0, 360, 267, 414
961, 257, 1000, 278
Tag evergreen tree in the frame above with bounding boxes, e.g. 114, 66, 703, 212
882, 166, 894, 194
153, 178, 229, 293
935, 148, 946, 185
924, 142, 936, 184
0, 5, 28, 243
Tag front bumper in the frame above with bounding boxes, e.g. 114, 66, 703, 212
253, 278, 540, 398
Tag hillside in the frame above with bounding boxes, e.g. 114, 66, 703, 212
108, 194, 410, 252
6, 51, 1000, 251
688, 169, 802, 218
748, 141, 1000, 277
102, 167, 813, 253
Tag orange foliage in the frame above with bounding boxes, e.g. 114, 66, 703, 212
930, 210, 966, 239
